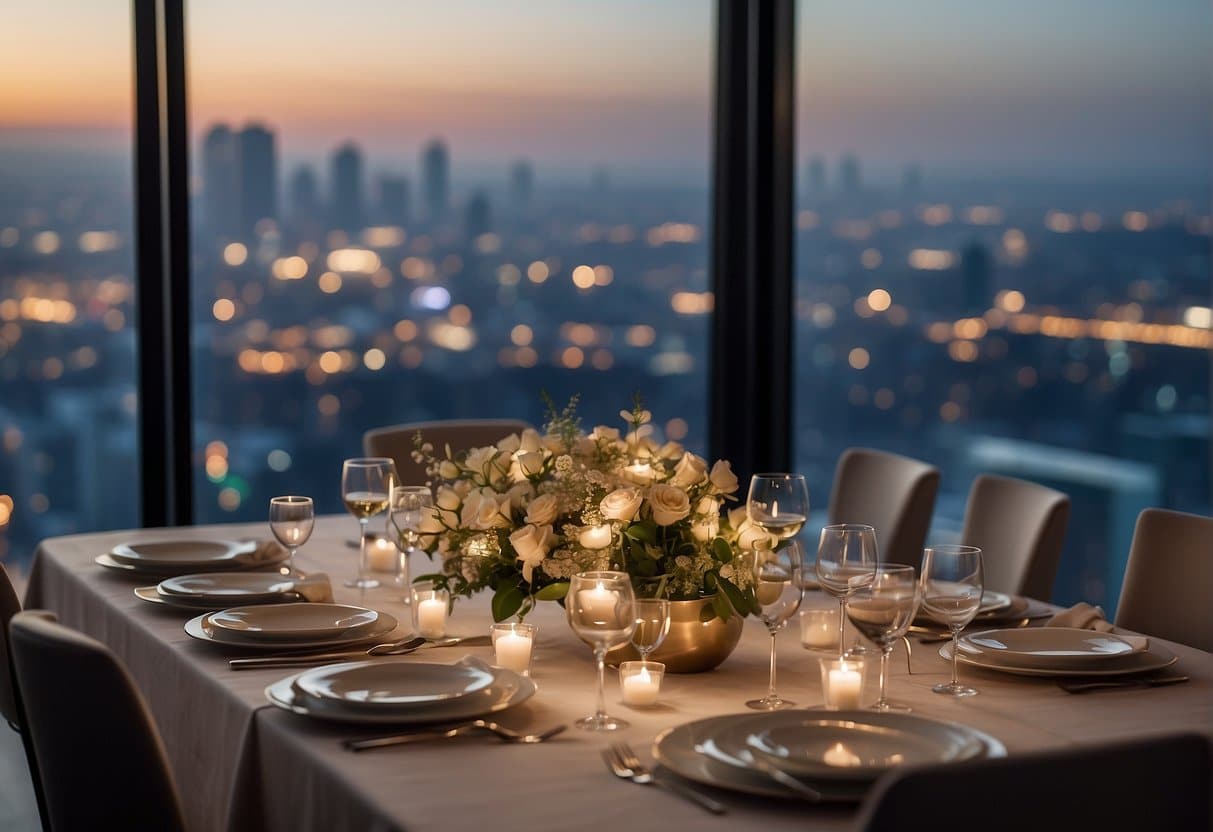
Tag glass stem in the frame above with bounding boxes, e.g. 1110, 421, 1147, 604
287, 545, 297, 576
950, 629, 961, 686
594, 647, 607, 720
767, 630, 778, 700
879, 645, 891, 705
837, 598, 847, 659
358, 518, 368, 583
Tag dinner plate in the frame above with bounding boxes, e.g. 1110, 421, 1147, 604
266, 660, 536, 725
97, 549, 287, 579
940, 639, 1177, 677
958, 628, 1149, 670
109, 539, 254, 568
979, 590, 1013, 614
184, 609, 398, 650
739, 711, 986, 782
208, 603, 380, 641
294, 656, 497, 707
652, 712, 1005, 802
159, 571, 301, 599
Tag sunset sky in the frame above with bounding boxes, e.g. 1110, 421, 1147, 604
1, 1, 1209, 183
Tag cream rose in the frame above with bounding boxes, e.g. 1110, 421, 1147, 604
505, 482, 534, 512
518, 428, 543, 453
691, 495, 721, 541
657, 441, 685, 460
709, 460, 739, 494
464, 446, 497, 477
737, 519, 774, 551
600, 487, 643, 522
438, 460, 460, 480
669, 453, 708, 488
510, 523, 555, 583
516, 451, 545, 478
496, 433, 522, 454
524, 493, 560, 527
649, 483, 692, 526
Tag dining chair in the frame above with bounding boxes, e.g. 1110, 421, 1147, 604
960, 474, 1070, 600
364, 419, 531, 485
1, 564, 49, 831
8, 610, 186, 832
857, 732, 1213, 831
1115, 508, 1213, 652
826, 448, 940, 570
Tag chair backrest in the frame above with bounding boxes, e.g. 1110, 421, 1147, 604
9, 611, 186, 832
364, 419, 532, 486
960, 474, 1070, 599
0, 563, 22, 726
827, 448, 940, 570
1115, 508, 1213, 652
857, 732, 1213, 832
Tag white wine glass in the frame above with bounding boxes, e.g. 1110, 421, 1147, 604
919, 544, 984, 697
747, 474, 809, 541
389, 485, 433, 592
268, 495, 313, 576
567, 571, 636, 731
630, 598, 671, 661
341, 457, 397, 589
745, 541, 805, 710
846, 564, 920, 711
816, 524, 878, 658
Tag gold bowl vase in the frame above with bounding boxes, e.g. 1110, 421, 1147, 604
606, 595, 743, 673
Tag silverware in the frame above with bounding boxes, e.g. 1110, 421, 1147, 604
228, 634, 492, 670
602, 742, 727, 815
1058, 675, 1189, 694
741, 754, 822, 801
368, 634, 491, 656
344, 720, 566, 751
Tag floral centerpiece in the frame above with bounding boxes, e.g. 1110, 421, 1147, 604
410, 396, 775, 625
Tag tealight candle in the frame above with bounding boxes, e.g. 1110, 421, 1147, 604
800, 608, 838, 651
491, 622, 536, 676
820, 657, 865, 709
579, 524, 612, 550
578, 581, 618, 624
619, 661, 664, 707
412, 586, 449, 638
823, 741, 862, 768
366, 536, 397, 572
623, 461, 655, 484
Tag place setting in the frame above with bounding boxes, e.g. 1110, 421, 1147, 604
134, 571, 335, 610
96, 538, 290, 579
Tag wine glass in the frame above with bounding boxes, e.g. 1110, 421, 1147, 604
341, 457, 397, 589
816, 524, 878, 658
389, 485, 433, 593
846, 564, 920, 711
630, 598, 671, 661
745, 540, 805, 710
567, 571, 636, 731
268, 495, 313, 576
919, 544, 984, 697
747, 474, 809, 541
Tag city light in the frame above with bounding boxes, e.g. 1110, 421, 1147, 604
510, 324, 533, 346
212, 299, 236, 322
1183, 306, 1212, 329
670, 291, 713, 315
326, 248, 381, 273
848, 347, 870, 370
526, 261, 550, 283
908, 249, 956, 270
867, 289, 891, 312
571, 265, 595, 289
223, 242, 248, 266
1122, 211, 1150, 231
78, 231, 121, 253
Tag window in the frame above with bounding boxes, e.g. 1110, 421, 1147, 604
794, 1, 1213, 609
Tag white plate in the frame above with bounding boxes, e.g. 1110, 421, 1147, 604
940, 639, 1177, 677
184, 609, 398, 651
109, 539, 254, 568
294, 656, 497, 708
740, 711, 986, 782
97, 551, 287, 579
208, 603, 380, 642
958, 627, 1149, 670
266, 660, 536, 725
652, 712, 1005, 802
159, 571, 300, 599
979, 590, 1013, 614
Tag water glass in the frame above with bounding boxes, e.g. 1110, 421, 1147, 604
389, 485, 433, 593
341, 457, 397, 589
919, 544, 984, 697
745, 541, 804, 710
846, 564, 920, 710
747, 474, 809, 541
268, 495, 313, 576
816, 524, 878, 657
567, 571, 636, 731
630, 598, 671, 660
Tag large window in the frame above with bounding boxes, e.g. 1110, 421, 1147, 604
0, 4, 138, 570
187, 1, 715, 522
793, 1, 1213, 609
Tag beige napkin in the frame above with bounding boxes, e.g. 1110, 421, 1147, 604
290, 573, 334, 603
246, 539, 289, 564
1047, 602, 1115, 632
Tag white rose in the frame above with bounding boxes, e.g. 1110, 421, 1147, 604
524, 493, 560, 526
452, 478, 474, 498
737, 519, 774, 551
728, 506, 747, 530
573, 436, 597, 457
505, 482, 534, 512
518, 428, 543, 453
516, 451, 545, 478
600, 487, 643, 523
649, 484, 692, 526
657, 441, 684, 460
418, 506, 444, 534
510, 523, 555, 583
438, 460, 460, 479
709, 460, 739, 494
435, 487, 461, 511
669, 453, 708, 488
592, 425, 621, 442
691, 495, 721, 541
542, 434, 565, 454
496, 433, 521, 454
465, 446, 498, 477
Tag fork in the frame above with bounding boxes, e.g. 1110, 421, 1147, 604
344, 720, 567, 751
602, 742, 726, 815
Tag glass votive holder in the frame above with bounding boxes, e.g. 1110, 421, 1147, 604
619, 660, 665, 707
366, 534, 398, 573
800, 608, 839, 653
490, 622, 536, 676
819, 656, 866, 709
411, 585, 448, 638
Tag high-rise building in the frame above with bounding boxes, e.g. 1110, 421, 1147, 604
961, 239, 991, 314
201, 124, 239, 238
464, 190, 492, 239
421, 139, 449, 222
288, 165, 320, 227
510, 160, 534, 207
839, 154, 861, 195
806, 155, 827, 195
377, 176, 410, 226
330, 142, 364, 232
238, 123, 277, 233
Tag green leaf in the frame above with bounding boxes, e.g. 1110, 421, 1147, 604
491, 585, 525, 622
711, 537, 733, 563
703, 570, 719, 593
625, 521, 658, 544
534, 581, 569, 601
717, 576, 749, 618
710, 591, 733, 622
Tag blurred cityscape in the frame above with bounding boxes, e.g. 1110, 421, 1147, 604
1, 122, 1209, 613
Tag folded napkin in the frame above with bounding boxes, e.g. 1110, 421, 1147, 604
291, 573, 334, 603
1047, 602, 1115, 632
247, 539, 289, 563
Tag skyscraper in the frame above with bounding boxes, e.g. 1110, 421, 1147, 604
510, 160, 534, 207
839, 154, 861, 195
330, 142, 364, 232
464, 190, 492, 239
201, 124, 238, 238
238, 123, 277, 234
288, 165, 320, 227
961, 239, 992, 315
377, 176, 410, 226
806, 155, 827, 195
421, 139, 449, 222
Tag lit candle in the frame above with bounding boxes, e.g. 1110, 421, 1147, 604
825, 662, 863, 709
620, 662, 663, 706
800, 609, 837, 650
578, 581, 618, 623
416, 598, 447, 638
367, 537, 397, 572
579, 524, 612, 550
624, 461, 654, 483
823, 741, 862, 768
494, 631, 534, 674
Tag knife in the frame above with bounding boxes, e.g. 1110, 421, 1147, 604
1058, 675, 1189, 694
229, 634, 491, 670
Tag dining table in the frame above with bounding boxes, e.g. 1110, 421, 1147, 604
25, 516, 1213, 832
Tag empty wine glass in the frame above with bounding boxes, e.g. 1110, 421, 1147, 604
747, 474, 809, 541
341, 457, 397, 589
745, 541, 805, 710
268, 495, 313, 576
389, 485, 433, 593
846, 564, 920, 711
919, 544, 984, 697
630, 598, 671, 661
816, 524, 878, 658
567, 571, 636, 731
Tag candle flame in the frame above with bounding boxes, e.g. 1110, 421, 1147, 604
772, 500, 779, 517
638, 666, 651, 683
